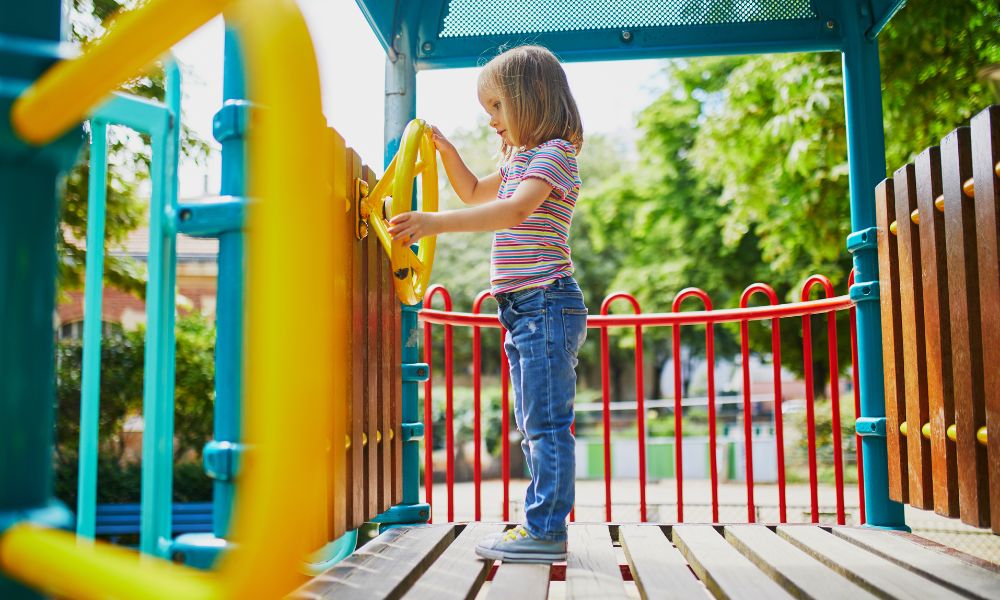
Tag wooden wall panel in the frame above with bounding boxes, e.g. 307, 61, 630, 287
363, 165, 380, 520
893, 163, 934, 509
970, 106, 1000, 532
348, 149, 366, 529
941, 126, 990, 528
876, 178, 908, 503
914, 146, 959, 517
392, 287, 402, 505
330, 128, 349, 538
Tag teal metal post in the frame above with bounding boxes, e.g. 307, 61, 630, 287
374, 23, 430, 526
0, 3, 78, 598
76, 119, 109, 539
841, 1, 906, 529
139, 61, 181, 558
170, 26, 248, 569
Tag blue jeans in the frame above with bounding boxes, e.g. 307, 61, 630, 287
495, 276, 588, 542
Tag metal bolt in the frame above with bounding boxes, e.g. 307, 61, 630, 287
359, 222, 368, 238
179, 209, 192, 222
620, 30, 633, 42
422, 41, 434, 53
826, 20, 836, 30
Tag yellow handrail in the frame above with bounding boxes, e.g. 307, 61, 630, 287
0, 0, 336, 598
11, 0, 235, 145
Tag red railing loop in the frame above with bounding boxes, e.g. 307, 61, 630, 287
800, 275, 846, 524
599, 293, 646, 522
738, 283, 783, 523
470, 290, 496, 522
671, 288, 717, 522
847, 270, 865, 524
423, 284, 454, 522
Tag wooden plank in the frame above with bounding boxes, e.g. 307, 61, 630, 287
942, 124, 991, 528
894, 163, 934, 509
832, 527, 1000, 600
724, 525, 876, 600
348, 148, 365, 529
618, 525, 704, 600
915, 145, 960, 517
379, 191, 393, 513
776, 525, 964, 599
566, 524, 628, 600
330, 128, 349, 538
486, 563, 551, 600
672, 524, 792, 600
403, 523, 506, 600
971, 105, 1000, 533
290, 524, 455, 600
876, 177, 909, 503
365, 165, 380, 518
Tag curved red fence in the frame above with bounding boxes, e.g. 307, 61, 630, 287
418, 275, 862, 525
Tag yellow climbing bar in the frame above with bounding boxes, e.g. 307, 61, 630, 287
12, 0, 234, 145
0, 524, 219, 600
1, 1, 334, 598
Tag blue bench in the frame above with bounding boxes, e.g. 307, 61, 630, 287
94, 502, 214, 540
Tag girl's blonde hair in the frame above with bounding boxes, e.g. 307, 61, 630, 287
478, 45, 583, 161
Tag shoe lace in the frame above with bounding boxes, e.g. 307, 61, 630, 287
503, 526, 529, 542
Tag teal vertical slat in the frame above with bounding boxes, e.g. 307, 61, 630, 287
76, 119, 109, 540
139, 61, 181, 557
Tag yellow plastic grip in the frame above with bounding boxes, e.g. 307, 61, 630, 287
365, 118, 439, 305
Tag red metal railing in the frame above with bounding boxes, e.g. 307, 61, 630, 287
418, 275, 864, 525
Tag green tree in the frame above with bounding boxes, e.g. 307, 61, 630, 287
584, 0, 999, 393
61, 0, 210, 297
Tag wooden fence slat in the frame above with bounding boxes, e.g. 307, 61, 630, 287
971, 105, 1000, 533
348, 149, 365, 529
942, 124, 991, 528
776, 525, 964, 599
566, 524, 629, 600
915, 145, 960, 517
379, 205, 393, 513
365, 164, 380, 518
402, 523, 506, 600
618, 525, 703, 600
330, 128, 349, 538
876, 178, 909, 503
485, 563, 551, 600
894, 163, 934, 509
723, 525, 876, 600
832, 527, 1000, 599
290, 524, 455, 600
392, 280, 402, 505
672, 524, 793, 600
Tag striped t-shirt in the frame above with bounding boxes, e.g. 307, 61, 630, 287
491, 138, 581, 294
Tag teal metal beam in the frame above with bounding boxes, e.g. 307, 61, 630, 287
0, 2, 78, 598
867, 0, 907, 40
839, 0, 907, 530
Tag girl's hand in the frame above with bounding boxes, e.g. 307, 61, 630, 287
388, 211, 440, 244
430, 125, 456, 156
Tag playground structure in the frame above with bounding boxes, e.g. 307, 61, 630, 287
0, 1, 999, 599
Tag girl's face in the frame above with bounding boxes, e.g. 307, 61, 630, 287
477, 85, 514, 146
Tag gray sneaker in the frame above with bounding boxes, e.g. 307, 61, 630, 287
475, 525, 567, 563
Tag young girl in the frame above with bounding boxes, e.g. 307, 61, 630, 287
388, 45, 586, 563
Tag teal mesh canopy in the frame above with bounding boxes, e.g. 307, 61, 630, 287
440, 0, 818, 38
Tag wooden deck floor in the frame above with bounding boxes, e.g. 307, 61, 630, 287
290, 523, 1000, 599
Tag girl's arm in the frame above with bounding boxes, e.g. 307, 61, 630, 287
433, 127, 501, 206
388, 177, 553, 243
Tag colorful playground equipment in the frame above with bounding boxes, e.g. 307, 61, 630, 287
1, 0, 999, 598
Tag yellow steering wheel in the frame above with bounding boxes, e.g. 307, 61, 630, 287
363, 119, 438, 305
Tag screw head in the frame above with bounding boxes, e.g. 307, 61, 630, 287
826, 20, 836, 30
422, 41, 434, 53
620, 30, 633, 42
